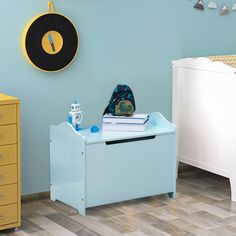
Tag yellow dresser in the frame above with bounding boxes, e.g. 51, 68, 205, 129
0, 94, 20, 230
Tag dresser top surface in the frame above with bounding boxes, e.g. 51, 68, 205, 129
0, 94, 20, 105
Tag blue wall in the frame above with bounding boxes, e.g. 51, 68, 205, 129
1, 0, 236, 195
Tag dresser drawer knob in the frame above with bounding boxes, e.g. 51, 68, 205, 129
0, 195, 3, 200
0, 154, 3, 160
0, 175, 4, 181
0, 215, 4, 220
0, 135, 3, 139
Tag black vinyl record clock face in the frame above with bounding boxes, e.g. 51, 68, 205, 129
22, 13, 79, 72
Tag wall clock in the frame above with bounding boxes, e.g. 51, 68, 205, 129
22, 1, 79, 72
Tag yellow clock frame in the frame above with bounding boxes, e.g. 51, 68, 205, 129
22, 1, 79, 72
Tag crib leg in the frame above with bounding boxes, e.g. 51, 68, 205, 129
230, 177, 236, 202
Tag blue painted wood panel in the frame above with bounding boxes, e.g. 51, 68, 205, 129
50, 112, 176, 215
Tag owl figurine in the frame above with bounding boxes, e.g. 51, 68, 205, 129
68, 103, 83, 131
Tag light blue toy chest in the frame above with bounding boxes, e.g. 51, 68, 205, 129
50, 112, 176, 215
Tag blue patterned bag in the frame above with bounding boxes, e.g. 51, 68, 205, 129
103, 84, 136, 116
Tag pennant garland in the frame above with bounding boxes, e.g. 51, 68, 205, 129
192, 1, 236, 16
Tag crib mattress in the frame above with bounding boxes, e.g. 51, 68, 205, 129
208, 55, 236, 68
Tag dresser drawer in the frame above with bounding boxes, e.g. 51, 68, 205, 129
0, 105, 16, 125
0, 204, 17, 225
0, 145, 17, 166
0, 125, 17, 146
0, 184, 17, 206
0, 165, 17, 186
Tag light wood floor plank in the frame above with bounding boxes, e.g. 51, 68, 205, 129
124, 232, 149, 236
29, 231, 55, 236
225, 224, 236, 234
71, 215, 123, 236
191, 228, 218, 236
22, 201, 56, 217
114, 214, 172, 236
191, 202, 236, 219
14, 231, 31, 236
46, 213, 100, 236
210, 226, 236, 236
28, 216, 78, 236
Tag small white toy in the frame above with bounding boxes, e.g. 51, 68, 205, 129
68, 102, 83, 131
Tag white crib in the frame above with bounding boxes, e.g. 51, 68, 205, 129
172, 55, 236, 202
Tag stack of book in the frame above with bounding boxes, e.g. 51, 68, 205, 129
102, 113, 149, 132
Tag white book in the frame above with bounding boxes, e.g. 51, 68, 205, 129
102, 120, 148, 132
102, 113, 149, 124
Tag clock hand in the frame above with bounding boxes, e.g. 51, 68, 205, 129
48, 34, 56, 52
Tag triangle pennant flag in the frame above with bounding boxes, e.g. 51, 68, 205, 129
221, 4, 229, 15
208, 2, 217, 9
194, 0, 204, 11
232, 3, 236, 11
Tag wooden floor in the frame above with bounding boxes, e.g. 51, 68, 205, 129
2, 167, 236, 236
